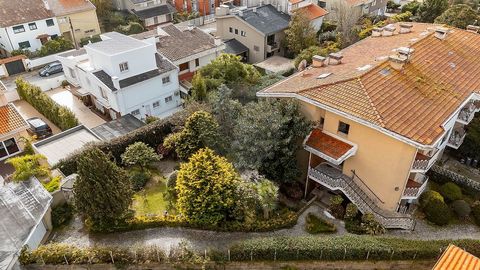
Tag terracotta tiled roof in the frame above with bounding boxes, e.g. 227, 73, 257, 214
46, 0, 96, 16
296, 3, 328, 20
0, 104, 28, 136
260, 23, 480, 146
0, 0, 54, 27
433, 245, 480, 270
289, 0, 303, 4
305, 128, 354, 160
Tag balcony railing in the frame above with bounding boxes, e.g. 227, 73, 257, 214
267, 42, 279, 53
402, 175, 428, 199
447, 129, 466, 149
411, 150, 440, 172
308, 163, 415, 230
456, 101, 477, 125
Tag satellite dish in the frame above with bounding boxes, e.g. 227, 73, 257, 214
298, 59, 307, 71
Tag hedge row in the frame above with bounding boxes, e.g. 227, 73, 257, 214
16, 78, 79, 131
19, 244, 166, 265
54, 118, 174, 175
222, 236, 480, 261
88, 210, 298, 233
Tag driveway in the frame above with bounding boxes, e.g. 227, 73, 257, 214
13, 100, 61, 135
46, 88, 106, 128
1, 70, 65, 102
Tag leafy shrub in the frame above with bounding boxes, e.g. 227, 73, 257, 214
472, 201, 480, 225
387, 0, 401, 10
121, 142, 160, 170
402, 1, 420, 14
52, 203, 73, 228
452, 200, 471, 219
440, 182, 463, 202
80, 35, 102, 46
167, 171, 178, 188
114, 22, 144, 35
390, 11, 413, 22
37, 37, 74, 57
129, 170, 150, 191
329, 195, 345, 219
360, 213, 385, 235
345, 218, 364, 234
16, 78, 79, 131
305, 213, 336, 234
424, 199, 452, 226
419, 190, 444, 208
6, 154, 50, 182
345, 203, 359, 220
42, 176, 62, 192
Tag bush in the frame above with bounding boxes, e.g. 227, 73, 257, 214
344, 203, 359, 220
329, 195, 345, 219
6, 154, 50, 182
280, 181, 303, 200
80, 35, 102, 46
129, 170, 150, 191
390, 11, 413, 22
305, 213, 336, 234
424, 199, 452, 226
440, 182, 463, 202
452, 200, 471, 219
402, 1, 420, 14
387, 0, 401, 10
16, 78, 79, 131
472, 202, 480, 225
360, 213, 385, 235
52, 203, 73, 228
419, 190, 444, 208
42, 176, 62, 192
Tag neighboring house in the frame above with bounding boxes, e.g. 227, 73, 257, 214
433, 244, 480, 269
0, 177, 53, 270
322, 0, 387, 20
0, 0, 61, 57
291, 1, 328, 31
112, 0, 177, 29
57, 32, 181, 121
215, 4, 290, 63
173, 0, 227, 15
223, 38, 249, 62
258, 23, 480, 230
0, 80, 29, 161
46, 0, 101, 48
133, 23, 225, 84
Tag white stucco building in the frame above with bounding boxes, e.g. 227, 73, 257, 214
57, 32, 181, 121
0, 0, 61, 57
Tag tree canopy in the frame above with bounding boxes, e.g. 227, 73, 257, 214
434, 4, 479, 28
121, 142, 160, 170
417, 0, 449, 22
284, 10, 318, 55
175, 148, 242, 225
74, 148, 133, 227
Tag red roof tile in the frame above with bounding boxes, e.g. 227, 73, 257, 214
433, 245, 480, 270
0, 104, 28, 136
296, 4, 328, 20
305, 128, 354, 160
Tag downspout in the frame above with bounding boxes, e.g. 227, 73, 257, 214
4, 27, 15, 54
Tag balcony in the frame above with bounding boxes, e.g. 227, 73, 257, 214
266, 42, 279, 53
304, 128, 357, 165
402, 175, 428, 199
447, 128, 466, 149
411, 150, 440, 172
308, 163, 415, 230
456, 101, 478, 125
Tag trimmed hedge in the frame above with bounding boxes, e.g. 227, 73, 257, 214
54, 118, 174, 175
224, 236, 480, 261
16, 78, 79, 131
88, 209, 299, 233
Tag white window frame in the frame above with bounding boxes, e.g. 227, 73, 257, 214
162, 76, 170, 84
153, 101, 160, 108
131, 109, 140, 116
165, 96, 173, 103
119, 62, 129, 72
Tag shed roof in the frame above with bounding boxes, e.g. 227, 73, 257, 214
239, 5, 290, 35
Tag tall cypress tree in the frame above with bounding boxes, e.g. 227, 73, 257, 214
74, 148, 133, 227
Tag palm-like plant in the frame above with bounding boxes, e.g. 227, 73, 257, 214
255, 179, 279, 219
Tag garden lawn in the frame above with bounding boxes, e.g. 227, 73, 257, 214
132, 173, 174, 217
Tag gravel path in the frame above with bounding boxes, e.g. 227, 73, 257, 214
49, 204, 480, 251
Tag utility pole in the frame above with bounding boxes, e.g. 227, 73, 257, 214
69, 17, 79, 49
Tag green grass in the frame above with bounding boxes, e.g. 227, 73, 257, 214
132, 173, 175, 217
305, 213, 337, 234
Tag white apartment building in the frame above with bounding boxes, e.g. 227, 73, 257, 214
0, 0, 61, 57
57, 32, 181, 121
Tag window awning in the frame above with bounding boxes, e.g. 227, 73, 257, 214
304, 128, 357, 165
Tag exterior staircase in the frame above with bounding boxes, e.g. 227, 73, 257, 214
309, 163, 415, 230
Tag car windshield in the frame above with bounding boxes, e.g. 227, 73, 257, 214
28, 119, 47, 128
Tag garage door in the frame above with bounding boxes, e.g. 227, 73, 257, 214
5, 60, 25, 75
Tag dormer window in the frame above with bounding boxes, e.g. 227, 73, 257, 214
119, 62, 129, 72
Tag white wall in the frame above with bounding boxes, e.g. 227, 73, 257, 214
0, 27, 13, 53
2, 17, 61, 53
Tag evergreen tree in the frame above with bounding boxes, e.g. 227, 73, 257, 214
121, 142, 160, 170
74, 148, 133, 227
285, 10, 318, 55
434, 4, 479, 28
191, 73, 207, 101
176, 148, 241, 225
417, 0, 449, 22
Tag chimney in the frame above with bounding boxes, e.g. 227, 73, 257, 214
312, 55, 326, 67
328, 53, 343, 65
466, 25, 480, 33
396, 47, 415, 59
112, 76, 120, 90
382, 24, 396, 36
42, 0, 50, 10
371, 27, 383, 37
388, 55, 407, 71
399, 23, 413, 34
434, 27, 449, 40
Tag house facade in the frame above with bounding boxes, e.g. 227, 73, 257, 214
46, 0, 101, 48
133, 24, 225, 85
215, 4, 290, 63
258, 23, 480, 230
113, 0, 176, 29
0, 0, 61, 57
57, 32, 181, 121
0, 80, 29, 161
321, 0, 387, 20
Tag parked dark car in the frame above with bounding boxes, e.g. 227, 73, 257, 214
26, 117, 53, 139
38, 62, 63, 77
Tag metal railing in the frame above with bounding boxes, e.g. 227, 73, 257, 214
403, 175, 429, 198
412, 149, 440, 171
448, 129, 466, 149
309, 164, 415, 230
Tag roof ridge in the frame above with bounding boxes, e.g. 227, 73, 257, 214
356, 77, 385, 127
